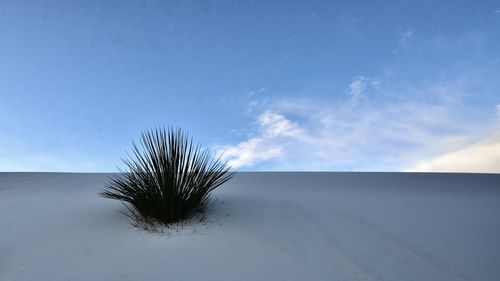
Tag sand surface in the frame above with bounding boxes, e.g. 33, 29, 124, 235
1, 172, 499, 281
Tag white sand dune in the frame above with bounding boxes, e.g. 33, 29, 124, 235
1, 172, 499, 281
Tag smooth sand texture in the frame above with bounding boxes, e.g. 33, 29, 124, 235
1, 172, 499, 281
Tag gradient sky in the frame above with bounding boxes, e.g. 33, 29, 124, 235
1, 0, 499, 172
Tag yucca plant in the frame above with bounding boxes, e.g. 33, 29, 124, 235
100, 127, 234, 227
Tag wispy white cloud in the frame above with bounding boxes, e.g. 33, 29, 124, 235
247, 87, 267, 97
398, 29, 414, 48
217, 75, 499, 171
347, 76, 368, 97
343, 76, 381, 109
345, 75, 368, 107
256, 111, 304, 138
216, 138, 282, 169
216, 111, 309, 168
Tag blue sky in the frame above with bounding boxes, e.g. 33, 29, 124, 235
1, 0, 499, 172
